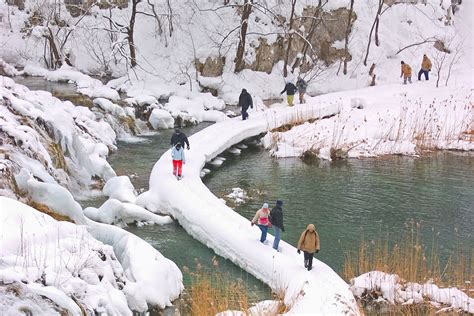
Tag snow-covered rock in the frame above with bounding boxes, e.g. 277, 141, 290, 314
149, 108, 175, 129
103, 176, 137, 203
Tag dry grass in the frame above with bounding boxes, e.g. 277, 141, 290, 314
48, 143, 67, 170
27, 200, 73, 222
179, 258, 286, 316
343, 221, 473, 297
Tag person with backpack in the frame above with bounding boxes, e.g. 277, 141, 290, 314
171, 143, 185, 180
280, 80, 297, 106
296, 76, 308, 104
297, 224, 320, 271
418, 54, 432, 81
170, 128, 190, 150
239, 88, 253, 120
251, 203, 271, 243
269, 200, 285, 251
400, 61, 412, 84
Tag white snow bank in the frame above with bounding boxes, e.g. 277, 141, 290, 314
263, 83, 473, 159
103, 176, 137, 203
149, 108, 175, 129
22, 65, 120, 101
87, 221, 183, 310
137, 100, 361, 315
0, 76, 118, 196
0, 58, 20, 77
217, 300, 280, 316
0, 196, 133, 315
93, 98, 126, 117
0, 192, 183, 313
84, 199, 173, 226
351, 271, 474, 313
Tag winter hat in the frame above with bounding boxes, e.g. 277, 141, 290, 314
276, 200, 283, 207
242, 88, 247, 93
175, 143, 182, 149
401, 61, 405, 64
262, 203, 269, 209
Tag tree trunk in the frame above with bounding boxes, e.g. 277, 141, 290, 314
128, 0, 139, 68
283, 0, 297, 77
363, 0, 383, 66
375, 16, 380, 46
234, 0, 252, 73
343, 0, 355, 75
46, 27, 62, 69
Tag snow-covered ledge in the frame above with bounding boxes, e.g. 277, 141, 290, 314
137, 100, 361, 315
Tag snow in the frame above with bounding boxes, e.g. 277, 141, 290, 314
262, 83, 473, 160
22, 65, 120, 101
84, 199, 173, 226
0, 193, 183, 313
351, 271, 474, 313
0, 196, 135, 315
0, 76, 119, 195
103, 176, 137, 203
136, 101, 360, 314
149, 108, 175, 129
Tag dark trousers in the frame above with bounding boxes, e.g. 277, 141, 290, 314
241, 108, 249, 120
418, 69, 429, 81
304, 251, 314, 270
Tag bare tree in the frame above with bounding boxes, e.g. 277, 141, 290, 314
343, 0, 355, 75
363, 0, 383, 66
234, 0, 253, 73
282, 0, 297, 77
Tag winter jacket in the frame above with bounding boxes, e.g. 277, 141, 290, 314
171, 146, 185, 163
421, 56, 432, 71
297, 224, 320, 253
239, 90, 253, 111
170, 131, 190, 148
252, 208, 270, 226
401, 63, 412, 77
280, 83, 297, 96
296, 78, 308, 92
269, 205, 284, 231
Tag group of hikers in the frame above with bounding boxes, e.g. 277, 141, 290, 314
400, 54, 433, 84
239, 76, 308, 120
251, 200, 320, 271
239, 54, 434, 120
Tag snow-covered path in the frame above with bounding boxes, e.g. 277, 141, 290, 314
137, 100, 361, 315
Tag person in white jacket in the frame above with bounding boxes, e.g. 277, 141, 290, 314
251, 203, 271, 243
171, 143, 186, 180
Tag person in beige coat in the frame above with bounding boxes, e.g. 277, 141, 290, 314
297, 224, 320, 271
418, 54, 432, 81
400, 61, 412, 84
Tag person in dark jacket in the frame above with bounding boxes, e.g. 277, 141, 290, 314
280, 80, 297, 106
170, 128, 190, 150
269, 199, 285, 251
239, 88, 253, 120
296, 77, 308, 104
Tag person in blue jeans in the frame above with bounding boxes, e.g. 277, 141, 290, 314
251, 203, 271, 243
269, 200, 285, 251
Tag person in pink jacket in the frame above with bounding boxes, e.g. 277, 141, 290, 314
251, 203, 271, 243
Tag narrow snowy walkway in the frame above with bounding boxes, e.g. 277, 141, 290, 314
137, 100, 360, 315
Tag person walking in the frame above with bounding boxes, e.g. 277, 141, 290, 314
297, 224, 320, 271
280, 80, 297, 106
239, 88, 253, 120
400, 61, 412, 84
251, 203, 271, 243
418, 54, 432, 81
171, 143, 185, 180
170, 128, 190, 150
269, 200, 285, 251
296, 76, 308, 104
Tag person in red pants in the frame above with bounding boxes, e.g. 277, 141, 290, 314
171, 143, 186, 180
